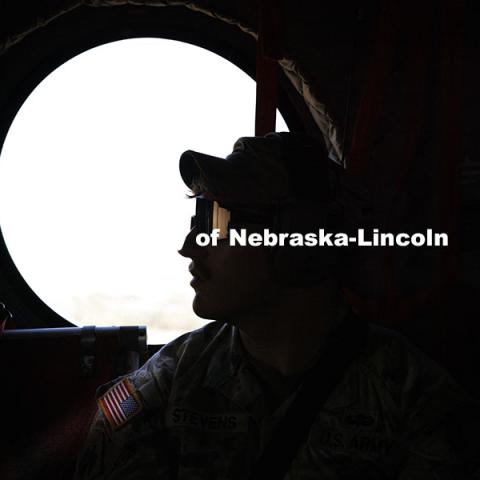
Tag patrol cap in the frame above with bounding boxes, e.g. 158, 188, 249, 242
179, 132, 332, 206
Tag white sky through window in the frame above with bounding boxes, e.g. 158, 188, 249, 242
0, 38, 288, 344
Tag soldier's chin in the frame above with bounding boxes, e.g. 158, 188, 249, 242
192, 295, 232, 323
193, 296, 243, 326
192, 295, 217, 320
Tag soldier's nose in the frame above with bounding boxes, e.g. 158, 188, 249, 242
178, 228, 208, 259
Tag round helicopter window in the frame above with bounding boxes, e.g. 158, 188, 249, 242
0, 38, 288, 344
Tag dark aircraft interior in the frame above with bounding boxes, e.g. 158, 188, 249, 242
0, 1, 478, 479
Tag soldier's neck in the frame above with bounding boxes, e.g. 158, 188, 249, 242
237, 284, 349, 376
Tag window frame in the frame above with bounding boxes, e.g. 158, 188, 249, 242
0, 4, 317, 329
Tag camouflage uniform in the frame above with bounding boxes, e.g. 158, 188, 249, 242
74, 319, 479, 479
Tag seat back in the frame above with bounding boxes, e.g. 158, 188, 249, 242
0, 325, 147, 480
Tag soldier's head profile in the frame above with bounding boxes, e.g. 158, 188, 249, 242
178, 132, 349, 324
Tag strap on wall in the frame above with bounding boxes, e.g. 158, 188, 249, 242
255, 0, 282, 136
0, 301, 12, 335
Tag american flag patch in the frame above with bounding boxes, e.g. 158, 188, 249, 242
99, 378, 143, 430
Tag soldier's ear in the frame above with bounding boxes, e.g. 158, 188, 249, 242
271, 202, 341, 287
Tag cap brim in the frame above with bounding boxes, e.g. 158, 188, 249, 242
179, 150, 238, 199
179, 142, 290, 206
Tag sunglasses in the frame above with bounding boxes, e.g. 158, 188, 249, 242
191, 197, 275, 240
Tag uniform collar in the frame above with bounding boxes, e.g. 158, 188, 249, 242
203, 325, 266, 413
202, 322, 359, 415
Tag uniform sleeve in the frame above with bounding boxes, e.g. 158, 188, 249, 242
74, 396, 176, 480
74, 345, 179, 480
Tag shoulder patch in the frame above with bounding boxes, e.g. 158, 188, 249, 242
99, 378, 143, 430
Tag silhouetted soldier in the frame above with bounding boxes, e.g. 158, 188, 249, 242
75, 133, 479, 479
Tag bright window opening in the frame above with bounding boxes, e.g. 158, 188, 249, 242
0, 38, 288, 344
